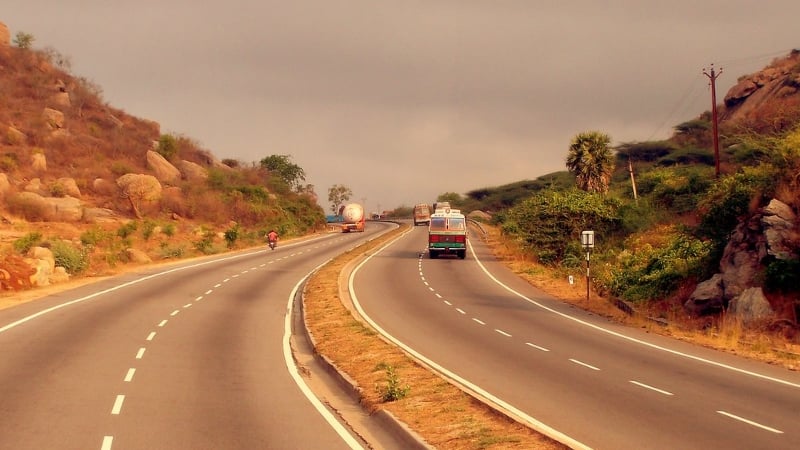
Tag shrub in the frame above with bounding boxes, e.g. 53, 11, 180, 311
80, 227, 113, 247
117, 221, 138, 238
13, 232, 43, 254
224, 224, 239, 249
161, 223, 176, 237
141, 220, 157, 240
156, 134, 179, 161
0, 153, 18, 171
49, 181, 67, 198
375, 363, 410, 402
764, 258, 800, 293
50, 240, 89, 274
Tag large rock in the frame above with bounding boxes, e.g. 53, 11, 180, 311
83, 207, 121, 223
685, 273, 724, 316
6, 126, 26, 145
42, 108, 65, 130
55, 177, 81, 198
728, 287, 774, 324
31, 152, 47, 172
146, 150, 181, 185
0, 21, 9, 47
178, 159, 208, 182
43, 196, 83, 221
761, 199, 798, 260
0, 173, 10, 197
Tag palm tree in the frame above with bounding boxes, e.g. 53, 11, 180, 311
566, 131, 615, 194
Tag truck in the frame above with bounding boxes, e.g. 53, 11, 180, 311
339, 203, 365, 233
413, 203, 431, 226
428, 208, 467, 259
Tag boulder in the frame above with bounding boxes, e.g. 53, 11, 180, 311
42, 108, 65, 130
31, 152, 47, 172
83, 207, 121, 223
54, 177, 81, 198
178, 159, 208, 182
761, 199, 798, 260
42, 196, 83, 222
92, 178, 117, 196
685, 273, 724, 316
6, 126, 26, 145
0, 173, 10, 197
24, 178, 47, 195
728, 287, 774, 324
50, 91, 71, 108
146, 150, 181, 185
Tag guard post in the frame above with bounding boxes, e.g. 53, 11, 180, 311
581, 230, 595, 302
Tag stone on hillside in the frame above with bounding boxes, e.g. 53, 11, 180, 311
126, 248, 152, 264
6, 126, 26, 145
92, 178, 117, 196
146, 150, 181, 185
178, 159, 208, 182
54, 177, 81, 198
728, 287, 774, 324
762, 199, 798, 260
0, 173, 9, 197
42, 108, 65, 130
51, 91, 71, 107
28, 247, 55, 273
43, 196, 83, 221
31, 152, 47, 172
83, 207, 121, 223
685, 273, 724, 316
0, 21, 9, 46
24, 178, 47, 195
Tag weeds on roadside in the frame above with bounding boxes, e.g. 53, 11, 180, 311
375, 362, 410, 402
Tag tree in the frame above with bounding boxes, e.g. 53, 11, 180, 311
259, 155, 306, 191
328, 184, 352, 214
13, 32, 34, 49
566, 131, 615, 194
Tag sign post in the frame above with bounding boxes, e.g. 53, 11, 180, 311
581, 231, 595, 302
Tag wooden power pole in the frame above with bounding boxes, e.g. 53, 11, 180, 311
703, 64, 723, 178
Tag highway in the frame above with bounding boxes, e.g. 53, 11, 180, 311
351, 224, 800, 450
0, 225, 394, 450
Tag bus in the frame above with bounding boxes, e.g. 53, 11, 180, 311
413, 203, 431, 226
427, 208, 467, 259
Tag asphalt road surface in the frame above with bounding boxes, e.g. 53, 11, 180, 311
0, 225, 394, 450
351, 224, 800, 450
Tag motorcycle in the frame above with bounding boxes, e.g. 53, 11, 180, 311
268, 239, 277, 250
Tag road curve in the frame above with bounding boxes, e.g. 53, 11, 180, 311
350, 224, 800, 450
0, 226, 390, 450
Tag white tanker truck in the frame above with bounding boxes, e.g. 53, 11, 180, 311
339, 203, 365, 233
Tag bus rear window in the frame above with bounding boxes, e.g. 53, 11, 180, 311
448, 218, 465, 230
430, 217, 447, 231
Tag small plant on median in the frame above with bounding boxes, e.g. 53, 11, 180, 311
375, 362, 410, 402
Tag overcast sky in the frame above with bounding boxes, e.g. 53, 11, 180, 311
4, 1, 800, 213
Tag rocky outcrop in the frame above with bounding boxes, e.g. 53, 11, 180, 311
686, 199, 798, 320
6, 126, 26, 145
0, 173, 10, 197
31, 152, 47, 172
146, 150, 181, 185
723, 50, 800, 129
0, 21, 9, 47
178, 159, 208, 182
42, 108, 65, 130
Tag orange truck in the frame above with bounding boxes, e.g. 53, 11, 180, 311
413, 203, 431, 226
339, 203, 365, 232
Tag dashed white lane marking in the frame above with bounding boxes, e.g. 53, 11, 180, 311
194, 296, 203, 301
717, 411, 783, 434
170, 310, 179, 316
570, 359, 600, 371
183, 303, 192, 308
214, 283, 222, 288
135, 348, 146, 359
204, 289, 213, 295
223, 278, 230, 283
124, 368, 136, 382
435, 293, 442, 298
101, 436, 113, 450
472, 318, 486, 325
423, 281, 429, 286
158, 320, 168, 327
629, 380, 673, 396
444, 300, 453, 306
111, 395, 125, 415
146, 332, 156, 341
526, 342, 550, 352
428, 287, 435, 292
456, 308, 466, 314
495, 329, 512, 337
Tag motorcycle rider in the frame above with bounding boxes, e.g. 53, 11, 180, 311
267, 229, 279, 249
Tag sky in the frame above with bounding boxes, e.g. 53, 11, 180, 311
4, 1, 800, 213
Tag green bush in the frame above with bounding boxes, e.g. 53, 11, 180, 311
50, 240, 89, 274
764, 258, 800, 293
598, 233, 712, 302
224, 224, 239, 249
161, 223, 176, 237
156, 134, 179, 161
141, 220, 157, 241
117, 221, 138, 238
13, 232, 43, 254
80, 227, 113, 246
375, 362, 410, 402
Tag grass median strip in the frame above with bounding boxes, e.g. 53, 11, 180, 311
303, 225, 567, 450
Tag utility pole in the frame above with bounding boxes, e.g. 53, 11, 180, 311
703, 64, 723, 178
628, 157, 638, 204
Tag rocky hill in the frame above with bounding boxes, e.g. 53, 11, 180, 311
0, 20, 325, 293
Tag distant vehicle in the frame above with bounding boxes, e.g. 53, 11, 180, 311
413, 203, 431, 226
432, 201, 451, 213
428, 208, 467, 259
339, 203, 365, 233
326, 214, 344, 223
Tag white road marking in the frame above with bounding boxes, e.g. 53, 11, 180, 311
569, 359, 600, 371
629, 380, 673, 396
232, 274, 239, 278
456, 308, 466, 314
158, 320, 168, 327
170, 310, 179, 316
146, 332, 156, 341
195, 296, 203, 301
223, 278, 230, 282
717, 411, 783, 434
428, 287, 435, 292
495, 329, 512, 337
444, 300, 452, 306
526, 342, 550, 352
435, 293, 442, 298
136, 348, 146, 359
423, 281, 429, 286
101, 436, 113, 450
472, 318, 486, 325
124, 368, 136, 382
111, 395, 125, 415
183, 303, 192, 308
214, 283, 222, 288
205, 289, 213, 295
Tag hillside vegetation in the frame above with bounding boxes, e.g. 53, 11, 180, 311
0, 28, 326, 290
443, 51, 800, 344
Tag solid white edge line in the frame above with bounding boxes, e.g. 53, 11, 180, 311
283, 259, 364, 450
464, 238, 800, 390
716, 410, 783, 434
629, 380, 673, 396
349, 227, 592, 450
0, 237, 335, 334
